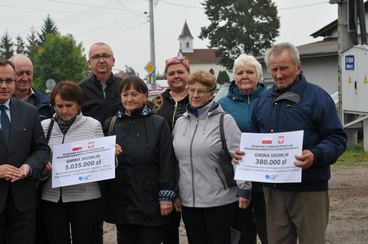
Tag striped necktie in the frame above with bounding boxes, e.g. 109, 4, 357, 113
0, 104, 10, 146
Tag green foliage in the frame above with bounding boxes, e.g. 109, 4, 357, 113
38, 15, 59, 45
200, 0, 280, 69
26, 28, 39, 60
0, 31, 14, 58
15, 36, 26, 54
217, 70, 230, 85
32, 34, 87, 91
335, 143, 368, 167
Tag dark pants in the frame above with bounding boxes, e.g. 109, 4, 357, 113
117, 224, 163, 244
41, 198, 103, 244
182, 202, 236, 244
162, 210, 181, 244
0, 191, 36, 244
232, 192, 268, 244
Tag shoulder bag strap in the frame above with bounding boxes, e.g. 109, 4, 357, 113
219, 113, 231, 157
108, 116, 117, 136
46, 119, 54, 144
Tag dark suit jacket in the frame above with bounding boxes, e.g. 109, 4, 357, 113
0, 98, 50, 213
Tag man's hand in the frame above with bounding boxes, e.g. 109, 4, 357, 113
232, 148, 245, 164
11, 164, 31, 182
0, 164, 23, 181
41, 162, 52, 176
160, 201, 173, 216
294, 150, 315, 169
238, 197, 250, 209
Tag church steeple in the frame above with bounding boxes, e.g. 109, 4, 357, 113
178, 21, 193, 53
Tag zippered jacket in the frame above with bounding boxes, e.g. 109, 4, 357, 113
173, 100, 251, 208
251, 73, 347, 191
152, 89, 189, 130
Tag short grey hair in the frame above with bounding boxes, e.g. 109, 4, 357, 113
264, 42, 300, 70
88, 42, 114, 58
233, 54, 263, 80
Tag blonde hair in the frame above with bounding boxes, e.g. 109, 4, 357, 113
233, 54, 262, 80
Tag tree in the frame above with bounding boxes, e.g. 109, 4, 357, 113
0, 31, 14, 59
200, 0, 280, 69
216, 70, 230, 85
26, 28, 40, 60
32, 34, 87, 91
38, 15, 59, 45
15, 35, 26, 54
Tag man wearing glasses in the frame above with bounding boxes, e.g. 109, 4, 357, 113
10, 54, 54, 121
0, 58, 50, 244
80, 42, 121, 125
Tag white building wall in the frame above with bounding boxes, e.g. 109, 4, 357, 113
190, 63, 232, 79
261, 56, 338, 94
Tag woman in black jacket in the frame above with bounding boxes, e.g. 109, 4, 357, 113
103, 76, 177, 244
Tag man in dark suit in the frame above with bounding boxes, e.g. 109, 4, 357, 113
0, 58, 50, 244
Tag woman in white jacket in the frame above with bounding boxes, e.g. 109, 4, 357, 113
172, 71, 251, 244
39, 81, 115, 244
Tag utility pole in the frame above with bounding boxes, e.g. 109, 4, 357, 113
332, 0, 359, 148
149, 0, 156, 88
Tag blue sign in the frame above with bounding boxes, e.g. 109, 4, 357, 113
345, 55, 355, 70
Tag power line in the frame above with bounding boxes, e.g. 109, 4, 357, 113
158, 0, 203, 10
278, 1, 328, 11
114, 0, 146, 19
44, 0, 143, 13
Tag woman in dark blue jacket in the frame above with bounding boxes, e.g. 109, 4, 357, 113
219, 54, 268, 244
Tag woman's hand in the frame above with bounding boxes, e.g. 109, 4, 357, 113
115, 144, 122, 157
173, 197, 182, 212
160, 201, 173, 216
41, 162, 52, 176
238, 197, 250, 209
232, 148, 245, 164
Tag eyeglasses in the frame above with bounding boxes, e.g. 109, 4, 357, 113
188, 88, 212, 96
0, 79, 15, 85
90, 54, 113, 61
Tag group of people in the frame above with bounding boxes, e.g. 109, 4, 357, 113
0, 40, 347, 244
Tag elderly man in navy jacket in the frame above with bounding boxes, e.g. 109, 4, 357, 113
248, 42, 347, 244
0, 58, 50, 244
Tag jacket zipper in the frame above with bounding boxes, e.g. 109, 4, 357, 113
171, 102, 178, 128
189, 118, 199, 207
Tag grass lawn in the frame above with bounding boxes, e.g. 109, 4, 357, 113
335, 143, 368, 167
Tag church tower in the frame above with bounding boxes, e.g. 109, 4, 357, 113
178, 21, 193, 53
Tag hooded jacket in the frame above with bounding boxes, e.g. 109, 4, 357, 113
103, 106, 177, 226
251, 73, 347, 191
219, 81, 266, 132
173, 100, 251, 208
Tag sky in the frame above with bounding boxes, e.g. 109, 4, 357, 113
0, 0, 338, 78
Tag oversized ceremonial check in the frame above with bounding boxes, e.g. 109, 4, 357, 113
234, 130, 303, 183
52, 136, 116, 188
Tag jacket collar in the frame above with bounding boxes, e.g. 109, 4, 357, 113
92, 73, 114, 86
227, 80, 266, 102
270, 72, 307, 104
116, 105, 152, 119
185, 100, 221, 118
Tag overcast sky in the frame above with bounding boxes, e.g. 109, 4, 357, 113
1, 0, 337, 77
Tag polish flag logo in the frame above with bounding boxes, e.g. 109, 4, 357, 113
88, 142, 95, 149
261, 138, 272, 144
278, 136, 285, 144
72, 146, 82, 151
